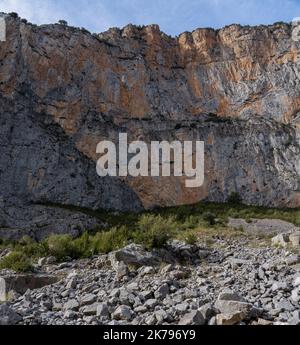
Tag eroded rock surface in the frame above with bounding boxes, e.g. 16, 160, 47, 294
0, 14, 300, 233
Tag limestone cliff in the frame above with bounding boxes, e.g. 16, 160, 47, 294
0, 14, 300, 235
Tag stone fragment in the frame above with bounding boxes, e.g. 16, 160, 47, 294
289, 233, 300, 248
0, 304, 22, 325
112, 305, 133, 321
178, 311, 205, 325
271, 282, 288, 292
199, 303, 216, 321
116, 262, 129, 279
82, 303, 99, 316
154, 284, 169, 300
216, 312, 245, 325
109, 244, 160, 269
272, 234, 289, 248
64, 299, 79, 311
80, 294, 97, 306
293, 276, 300, 287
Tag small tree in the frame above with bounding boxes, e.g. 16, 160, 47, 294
227, 192, 242, 204
202, 212, 216, 226
9, 12, 18, 18
58, 20, 68, 26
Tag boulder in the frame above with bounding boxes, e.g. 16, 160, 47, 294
291, 288, 300, 303
0, 303, 22, 325
109, 244, 161, 269
272, 234, 289, 248
144, 299, 158, 309
293, 276, 300, 287
96, 303, 110, 318
271, 282, 288, 292
288, 311, 300, 325
215, 300, 253, 316
116, 261, 129, 279
217, 289, 245, 302
80, 294, 97, 306
139, 266, 155, 276
64, 299, 79, 311
289, 233, 300, 248
198, 303, 216, 321
215, 290, 253, 317
257, 318, 273, 326
216, 312, 246, 325
81, 303, 99, 316
154, 284, 169, 300
112, 305, 133, 321
178, 310, 205, 325
0, 273, 60, 302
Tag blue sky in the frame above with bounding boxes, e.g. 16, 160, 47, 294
1, 0, 300, 36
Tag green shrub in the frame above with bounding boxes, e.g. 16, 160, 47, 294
72, 232, 93, 258
133, 215, 177, 250
227, 192, 242, 204
9, 12, 18, 18
185, 232, 198, 245
0, 252, 32, 273
173, 205, 191, 221
58, 20, 68, 26
13, 236, 47, 260
182, 215, 200, 229
91, 226, 130, 254
202, 212, 216, 226
45, 234, 78, 261
80, 27, 91, 34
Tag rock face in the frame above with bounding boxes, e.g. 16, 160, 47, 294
0, 203, 101, 241
1, 14, 300, 233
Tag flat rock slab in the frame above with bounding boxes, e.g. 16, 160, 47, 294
228, 218, 300, 235
0, 273, 60, 302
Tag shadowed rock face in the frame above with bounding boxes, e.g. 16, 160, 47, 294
0, 14, 300, 233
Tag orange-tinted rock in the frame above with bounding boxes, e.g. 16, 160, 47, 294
0, 14, 300, 217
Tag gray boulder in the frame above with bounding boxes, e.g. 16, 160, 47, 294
112, 305, 133, 321
109, 244, 161, 269
178, 310, 205, 325
0, 304, 22, 325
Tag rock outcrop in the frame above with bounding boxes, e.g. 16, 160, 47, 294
0, 13, 300, 235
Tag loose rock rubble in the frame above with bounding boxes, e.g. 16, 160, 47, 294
0, 240, 299, 325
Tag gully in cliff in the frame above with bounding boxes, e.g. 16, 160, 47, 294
96, 133, 205, 188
